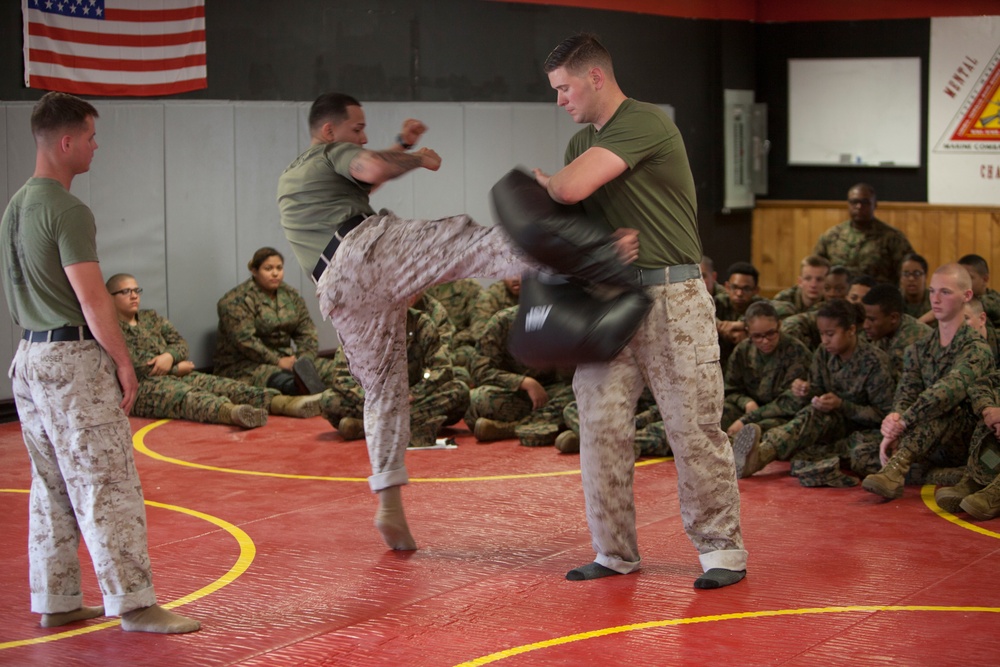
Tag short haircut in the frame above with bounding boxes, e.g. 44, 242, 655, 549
862, 283, 904, 315
850, 274, 878, 289
901, 252, 928, 273
958, 254, 989, 276
965, 298, 985, 317
31, 91, 98, 139
934, 263, 972, 291
726, 261, 759, 285
848, 182, 876, 199
308, 93, 361, 133
801, 255, 831, 271
744, 300, 778, 323
543, 33, 614, 76
829, 265, 851, 279
817, 298, 862, 329
105, 273, 135, 293
701, 255, 715, 272
248, 247, 284, 272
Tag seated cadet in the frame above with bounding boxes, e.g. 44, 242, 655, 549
935, 368, 1000, 520
108, 274, 322, 428
426, 278, 483, 371
861, 284, 933, 377
964, 298, 999, 367
322, 303, 470, 446
214, 247, 342, 403
410, 290, 472, 385
465, 276, 520, 342
772, 255, 830, 316
555, 390, 670, 459
715, 261, 763, 367
861, 264, 994, 499
780, 266, 853, 351
734, 299, 896, 481
724, 301, 811, 437
846, 275, 876, 304
900, 252, 932, 321
467, 306, 575, 447
959, 254, 1000, 330
701, 255, 724, 298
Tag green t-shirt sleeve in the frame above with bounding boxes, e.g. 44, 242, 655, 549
592, 108, 674, 170
327, 142, 367, 186
57, 204, 99, 267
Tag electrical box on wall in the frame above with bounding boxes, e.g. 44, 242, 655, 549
723, 89, 768, 210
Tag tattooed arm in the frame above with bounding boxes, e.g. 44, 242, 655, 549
349, 147, 441, 187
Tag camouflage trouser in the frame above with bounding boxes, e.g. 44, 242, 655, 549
564, 401, 671, 457
410, 379, 470, 446
316, 212, 531, 491
761, 407, 855, 461
722, 402, 790, 435
132, 371, 277, 423
967, 423, 1000, 486
218, 354, 347, 394
10, 339, 157, 616
849, 413, 975, 480
466, 382, 575, 446
574, 278, 746, 574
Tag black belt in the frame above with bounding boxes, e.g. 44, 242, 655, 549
311, 214, 367, 283
22, 325, 94, 342
634, 263, 701, 286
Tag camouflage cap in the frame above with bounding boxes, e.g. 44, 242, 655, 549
790, 457, 859, 488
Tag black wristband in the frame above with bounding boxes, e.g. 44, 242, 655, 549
396, 134, 414, 150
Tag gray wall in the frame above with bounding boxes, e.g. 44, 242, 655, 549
0, 99, 607, 399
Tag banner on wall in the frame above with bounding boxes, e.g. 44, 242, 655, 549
22, 0, 207, 97
929, 16, 1000, 205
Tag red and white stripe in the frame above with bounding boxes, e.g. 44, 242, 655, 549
23, 0, 207, 97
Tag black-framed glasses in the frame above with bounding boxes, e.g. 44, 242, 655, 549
112, 288, 143, 296
901, 270, 925, 279
749, 329, 779, 342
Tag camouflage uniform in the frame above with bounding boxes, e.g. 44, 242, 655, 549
214, 278, 332, 386
868, 313, 933, 377
412, 293, 471, 386
467, 306, 574, 446
902, 290, 931, 319
812, 218, 914, 285
714, 292, 765, 368
966, 370, 1000, 486
426, 278, 483, 358
850, 325, 993, 477
323, 307, 470, 447
986, 323, 1000, 367
982, 288, 1000, 331
122, 309, 277, 423
563, 389, 671, 458
772, 286, 820, 317
466, 280, 519, 342
723, 334, 811, 432
759, 340, 896, 465
781, 310, 821, 351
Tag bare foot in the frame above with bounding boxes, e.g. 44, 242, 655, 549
40, 605, 104, 627
121, 605, 200, 634
375, 486, 417, 550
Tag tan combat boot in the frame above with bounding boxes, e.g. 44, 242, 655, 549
733, 424, 776, 478
219, 403, 268, 429
554, 430, 580, 454
474, 418, 517, 442
934, 475, 982, 513
337, 417, 365, 440
270, 393, 323, 418
959, 476, 1000, 521
862, 447, 915, 499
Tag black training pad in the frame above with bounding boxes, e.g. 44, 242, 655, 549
490, 168, 639, 289
508, 272, 651, 369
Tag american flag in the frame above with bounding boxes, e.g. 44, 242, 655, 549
22, 0, 207, 97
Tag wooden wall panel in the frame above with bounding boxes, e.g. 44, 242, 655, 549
752, 201, 1000, 296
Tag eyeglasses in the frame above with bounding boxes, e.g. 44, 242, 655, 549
749, 329, 779, 342
112, 288, 143, 296
901, 270, 925, 279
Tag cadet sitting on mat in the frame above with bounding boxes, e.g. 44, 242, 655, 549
109, 274, 322, 428
900, 252, 932, 322
734, 299, 896, 481
715, 261, 764, 369
464, 276, 521, 344
426, 278, 483, 374
861, 284, 933, 378
724, 301, 812, 438
781, 265, 853, 351
861, 264, 994, 498
467, 305, 575, 447
410, 290, 472, 386
846, 275, 876, 305
964, 298, 999, 367
958, 254, 1000, 331
772, 255, 830, 317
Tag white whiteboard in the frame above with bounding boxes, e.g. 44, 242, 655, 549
788, 57, 922, 167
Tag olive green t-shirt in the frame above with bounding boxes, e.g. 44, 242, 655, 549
565, 98, 702, 268
277, 141, 376, 274
0, 178, 98, 330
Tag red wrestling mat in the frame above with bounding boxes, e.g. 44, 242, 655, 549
1, 415, 999, 666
